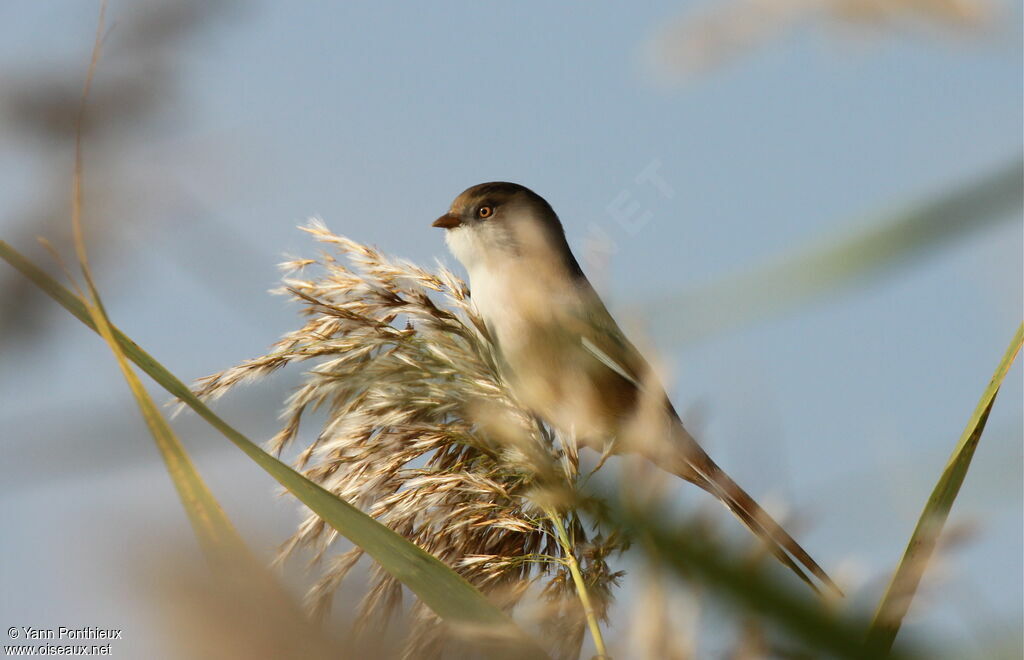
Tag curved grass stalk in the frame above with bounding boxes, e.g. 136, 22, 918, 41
63, 0, 248, 564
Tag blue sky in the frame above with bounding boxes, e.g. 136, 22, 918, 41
1, 1, 1021, 657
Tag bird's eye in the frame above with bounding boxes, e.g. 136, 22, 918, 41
477, 206, 493, 219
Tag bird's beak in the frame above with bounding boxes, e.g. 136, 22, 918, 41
432, 213, 462, 229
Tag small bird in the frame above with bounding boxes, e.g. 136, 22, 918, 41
433, 182, 839, 595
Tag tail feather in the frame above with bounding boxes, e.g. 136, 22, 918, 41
662, 423, 843, 597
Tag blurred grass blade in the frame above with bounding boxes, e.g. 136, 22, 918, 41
0, 240, 548, 660
643, 158, 1023, 345
595, 493, 906, 660
867, 322, 1024, 653
61, 0, 246, 562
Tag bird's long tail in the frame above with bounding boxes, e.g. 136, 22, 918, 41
658, 421, 842, 597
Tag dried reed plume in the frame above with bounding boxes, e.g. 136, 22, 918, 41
193, 219, 625, 659
650, 0, 992, 80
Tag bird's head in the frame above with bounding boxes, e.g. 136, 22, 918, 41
432, 182, 572, 274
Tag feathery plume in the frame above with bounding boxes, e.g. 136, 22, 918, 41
193, 219, 625, 659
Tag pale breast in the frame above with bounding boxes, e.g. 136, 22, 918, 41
466, 262, 622, 439
467, 266, 530, 350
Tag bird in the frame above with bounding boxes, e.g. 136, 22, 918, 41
432, 181, 840, 596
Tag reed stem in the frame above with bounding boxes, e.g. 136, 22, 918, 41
544, 506, 609, 659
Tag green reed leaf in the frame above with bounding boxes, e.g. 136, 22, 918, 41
867, 323, 1023, 653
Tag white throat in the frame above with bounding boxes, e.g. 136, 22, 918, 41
445, 224, 521, 337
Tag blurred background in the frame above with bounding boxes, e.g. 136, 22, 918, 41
1, 1, 1020, 657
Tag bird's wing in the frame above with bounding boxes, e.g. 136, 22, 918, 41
569, 285, 841, 596
571, 283, 652, 384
